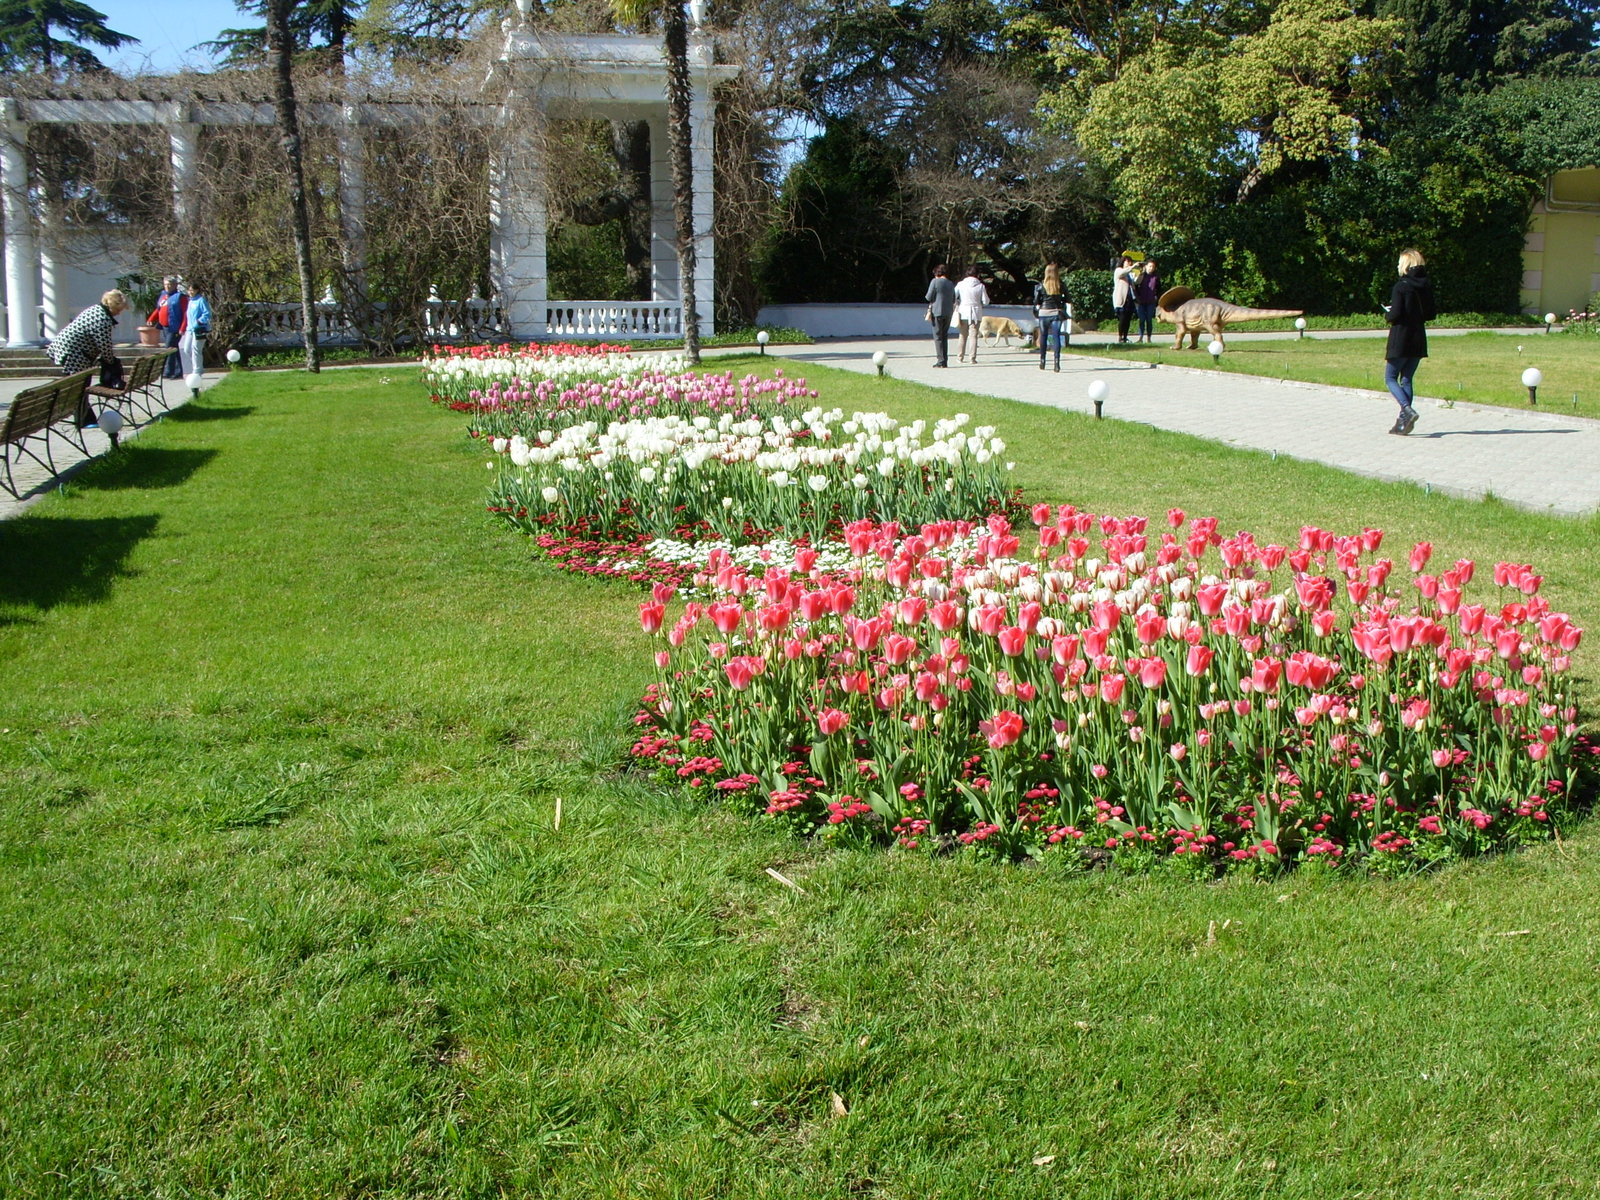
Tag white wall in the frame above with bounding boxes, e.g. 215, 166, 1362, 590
757, 302, 1053, 338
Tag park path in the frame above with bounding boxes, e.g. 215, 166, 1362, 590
0, 372, 199, 520
767, 336, 1600, 519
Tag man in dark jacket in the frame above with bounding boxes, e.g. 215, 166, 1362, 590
925, 264, 956, 367
1384, 250, 1436, 435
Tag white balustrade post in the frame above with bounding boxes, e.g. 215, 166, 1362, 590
168, 113, 199, 225
1, 104, 41, 347
489, 106, 548, 340
648, 117, 678, 302
689, 59, 715, 337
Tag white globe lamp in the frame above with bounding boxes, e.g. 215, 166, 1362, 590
95, 408, 124, 445
1294, 316, 1307, 339
1087, 378, 1109, 419
756, 329, 770, 356
872, 350, 887, 377
1207, 339, 1225, 363
1522, 366, 1542, 406
226, 348, 242, 365
1543, 312, 1557, 333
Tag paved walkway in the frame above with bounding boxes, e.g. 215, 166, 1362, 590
770, 337, 1600, 518
0, 373, 202, 519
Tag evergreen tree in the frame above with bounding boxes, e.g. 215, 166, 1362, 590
0, 0, 135, 73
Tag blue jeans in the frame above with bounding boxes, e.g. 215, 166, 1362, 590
1037, 314, 1063, 366
162, 325, 184, 377
1385, 356, 1420, 410
1136, 302, 1156, 338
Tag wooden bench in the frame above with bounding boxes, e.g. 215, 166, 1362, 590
1, 370, 95, 498
86, 350, 170, 423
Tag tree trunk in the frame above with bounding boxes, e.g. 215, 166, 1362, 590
661, 1, 700, 365
266, 0, 321, 373
612, 119, 653, 301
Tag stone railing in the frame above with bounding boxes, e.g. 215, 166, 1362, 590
0, 303, 48, 343
543, 301, 682, 340
234, 297, 683, 345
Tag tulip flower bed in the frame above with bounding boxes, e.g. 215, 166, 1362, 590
631, 509, 1593, 874
485, 408, 1018, 544
424, 341, 680, 411
466, 367, 815, 442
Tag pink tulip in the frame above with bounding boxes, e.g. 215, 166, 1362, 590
980, 709, 1025, 749
1185, 645, 1214, 677
817, 708, 849, 736
639, 601, 665, 633
998, 626, 1027, 656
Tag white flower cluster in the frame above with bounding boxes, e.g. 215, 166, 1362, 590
497, 407, 1009, 487
425, 349, 688, 390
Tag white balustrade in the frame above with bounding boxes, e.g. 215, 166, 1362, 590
542, 301, 683, 339
234, 296, 679, 345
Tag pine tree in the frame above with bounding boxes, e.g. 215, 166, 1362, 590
0, 0, 135, 74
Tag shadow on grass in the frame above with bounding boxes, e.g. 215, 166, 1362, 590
163, 403, 256, 423
0, 513, 160, 622
75, 446, 219, 491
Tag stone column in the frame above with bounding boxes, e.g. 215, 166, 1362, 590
336, 104, 369, 317
0, 104, 41, 347
648, 117, 678, 302
37, 191, 69, 338
489, 118, 548, 339
689, 75, 715, 336
168, 118, 199, 225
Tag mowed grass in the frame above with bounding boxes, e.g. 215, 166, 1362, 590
1105, 330, 1600, 419
1, 362, 1599, 1199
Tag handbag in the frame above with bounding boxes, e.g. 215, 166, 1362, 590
99, 355, 126, 390
925, 305, 934, 325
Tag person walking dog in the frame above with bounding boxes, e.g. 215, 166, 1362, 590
954, 267, 990, 363
1384, 249, 1435, 436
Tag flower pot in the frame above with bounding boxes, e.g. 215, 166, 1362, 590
137, 324, 162, 347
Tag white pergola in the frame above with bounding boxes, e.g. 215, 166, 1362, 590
1, 22, 734, 347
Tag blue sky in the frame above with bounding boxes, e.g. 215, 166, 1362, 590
94, 0, 246, 74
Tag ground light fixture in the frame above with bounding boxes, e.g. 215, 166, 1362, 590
1087, 378, 1109, 419
1544, 312, 1557, 333
1523, 366, 1542, 405
756, 329, 770, 355
872, 350, 886, 377
95, 407, 124, 447
226, 348, 242, 366
1208, 339, 1225, 363
1294, 316, 1307, 339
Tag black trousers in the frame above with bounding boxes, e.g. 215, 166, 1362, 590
1116, 301, 1136, 342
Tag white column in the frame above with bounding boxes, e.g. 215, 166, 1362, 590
689, 75, 715, 336
648, 117, 678, 302
336, 104, 368, 309
1, 109, 41, 347
168, 121, 199, 224
38, 197, 68, 338
489, 120, 547, 339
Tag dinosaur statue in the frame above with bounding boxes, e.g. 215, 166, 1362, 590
1156, 287, 1304, 349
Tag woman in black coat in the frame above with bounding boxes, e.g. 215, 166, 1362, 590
1384, 250, 1436, 436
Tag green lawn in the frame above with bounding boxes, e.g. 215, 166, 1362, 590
2, 363, 1598, 1198
1104, 330, 1600, 420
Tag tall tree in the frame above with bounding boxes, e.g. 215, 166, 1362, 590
0, 0, 134, 73
613, 0, 701, 364
201, 0, 358, 71
266, 0, 321, 372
